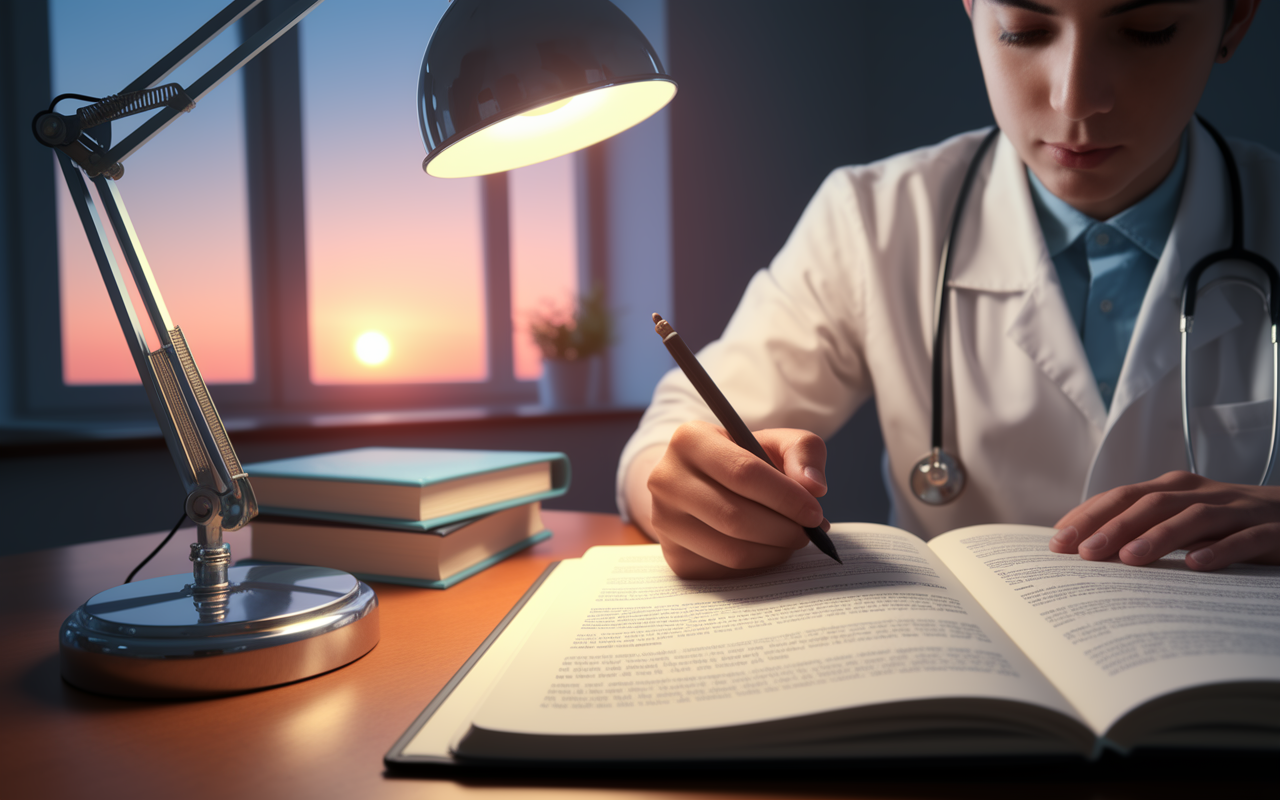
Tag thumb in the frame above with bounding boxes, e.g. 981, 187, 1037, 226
759, 429, 828, 498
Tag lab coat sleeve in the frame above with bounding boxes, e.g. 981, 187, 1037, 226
616, 169, 875, 521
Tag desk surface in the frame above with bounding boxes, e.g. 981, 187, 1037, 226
1, 511, 1266, 799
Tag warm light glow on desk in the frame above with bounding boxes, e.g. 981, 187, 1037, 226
425, 80, 676, 178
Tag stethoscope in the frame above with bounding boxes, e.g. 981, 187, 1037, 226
911, 119, 1280, 506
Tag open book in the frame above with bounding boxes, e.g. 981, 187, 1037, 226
386, 524, 1280, 767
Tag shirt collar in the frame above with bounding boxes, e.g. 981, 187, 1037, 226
1026, 130, 1189, 260
1027, 166, 1093, 257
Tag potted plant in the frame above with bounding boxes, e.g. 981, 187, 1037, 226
528, 288, 613, 408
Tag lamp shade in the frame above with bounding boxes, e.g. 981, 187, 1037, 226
418, 0, 676, 178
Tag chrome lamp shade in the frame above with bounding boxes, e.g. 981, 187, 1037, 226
419, 0, 676, 177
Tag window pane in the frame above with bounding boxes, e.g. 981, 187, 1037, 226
300, 0, 487, 385
509, 157, 579, 381
50, 0, 254, 386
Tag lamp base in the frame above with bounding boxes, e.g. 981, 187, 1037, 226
59, 564, 379, 698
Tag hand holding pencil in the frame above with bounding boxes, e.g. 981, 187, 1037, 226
646, 313, 841, 574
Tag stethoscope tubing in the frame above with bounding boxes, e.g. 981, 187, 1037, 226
917, 119, 1280, 505
1179, 118, 1280, 486
910, 127, 1000, 506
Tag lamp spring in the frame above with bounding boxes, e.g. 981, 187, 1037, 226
77, 83, 193, 129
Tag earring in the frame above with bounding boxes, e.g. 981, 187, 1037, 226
1220, 44, 1230, 57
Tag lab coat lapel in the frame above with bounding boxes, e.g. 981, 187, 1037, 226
1085, 121, 1239, 496
1107, 121, 1235, 423
947, 134, 1109, 432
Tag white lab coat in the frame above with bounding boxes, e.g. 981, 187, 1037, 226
618, 120, 1280, 540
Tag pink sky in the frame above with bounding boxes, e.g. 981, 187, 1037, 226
56, 89, 255, 386
300, 0, 576, 386
56, 0, 578, 389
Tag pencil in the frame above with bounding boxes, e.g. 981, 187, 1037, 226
651, 313, 841, 564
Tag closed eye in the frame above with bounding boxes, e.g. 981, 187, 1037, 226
1126, 23, 1177, 45
998, 28, 1051, 47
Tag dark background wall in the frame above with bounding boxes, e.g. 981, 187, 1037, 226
3, 0, 1278, 556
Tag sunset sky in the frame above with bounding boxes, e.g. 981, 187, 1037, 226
52, 0, 254, 385
52, 0, 577, 388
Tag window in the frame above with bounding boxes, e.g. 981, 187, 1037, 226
41, 0, 581, 414
50, 0, 254, 387
8, 0, 670, 424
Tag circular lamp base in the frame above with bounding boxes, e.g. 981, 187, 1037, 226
59, 564, 379, 698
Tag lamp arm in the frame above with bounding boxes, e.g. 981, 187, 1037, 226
103, 0, 325, 174
34, 0, 328, 584
55, 152, 256, 560
33, 0, 323, 179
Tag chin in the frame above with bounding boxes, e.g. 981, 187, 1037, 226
1034, 165, 1133, 218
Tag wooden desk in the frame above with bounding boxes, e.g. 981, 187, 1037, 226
0, 511, 1265, 799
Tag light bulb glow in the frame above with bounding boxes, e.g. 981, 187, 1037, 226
426, 80, 676, 178
354, 331, 391, 365
521, 97, 571, 117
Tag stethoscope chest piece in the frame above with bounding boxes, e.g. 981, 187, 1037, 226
910, 447, 966, 505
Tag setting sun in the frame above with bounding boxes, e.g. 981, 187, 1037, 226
354, 331, 391, 366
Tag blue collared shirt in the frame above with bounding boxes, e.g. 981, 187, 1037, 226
1027, 134, 1188, 410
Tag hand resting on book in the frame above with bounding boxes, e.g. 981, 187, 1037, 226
630, 428, 1280, 577
1051, 470, 1280, 570
628, 421, 829, 579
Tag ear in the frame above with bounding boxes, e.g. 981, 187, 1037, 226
1218, 0, 1260, 62
963, 0, 974, 19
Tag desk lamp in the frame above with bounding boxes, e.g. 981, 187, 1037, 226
35, 0, 675, 698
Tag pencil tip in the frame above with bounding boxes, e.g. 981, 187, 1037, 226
809, 531, 842, 564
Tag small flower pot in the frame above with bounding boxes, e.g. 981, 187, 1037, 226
538, 357, 601, 409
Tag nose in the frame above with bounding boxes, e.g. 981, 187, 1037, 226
1050, 34, 1114, 121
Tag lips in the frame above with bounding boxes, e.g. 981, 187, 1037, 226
1045, 142, 1122, 169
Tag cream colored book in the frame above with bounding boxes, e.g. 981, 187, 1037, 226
250, 502, 549, 589
387, 524, 1280, 767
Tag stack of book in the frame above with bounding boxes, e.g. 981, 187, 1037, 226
244, 447, 571, 588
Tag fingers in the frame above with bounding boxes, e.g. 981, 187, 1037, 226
1077, 488, 1231, 563
1050, 471, 1280, 570
668, 422, 825, 530
649, 446, 811, 550
761, 429, 829, 499
1052, 471, 1203, 550
1182, 523, 1280, 570
654, 515, 807, 578
646, 422, 826, 578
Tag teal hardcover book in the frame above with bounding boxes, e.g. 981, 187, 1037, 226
244, 447, 570, 527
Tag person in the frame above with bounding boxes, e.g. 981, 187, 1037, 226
617, 0, 1280, 579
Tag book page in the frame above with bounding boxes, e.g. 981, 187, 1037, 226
462, 524, 1084, 753
928, 525, 1280, 739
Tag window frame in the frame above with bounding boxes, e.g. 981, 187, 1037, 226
5, 0, 673, 430
20, 0, 557, 422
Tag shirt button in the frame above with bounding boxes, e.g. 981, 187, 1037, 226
1099, 299, 1114, 313
1095, 232, 1110, 246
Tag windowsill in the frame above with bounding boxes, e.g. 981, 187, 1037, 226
0, 403, 646, 454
